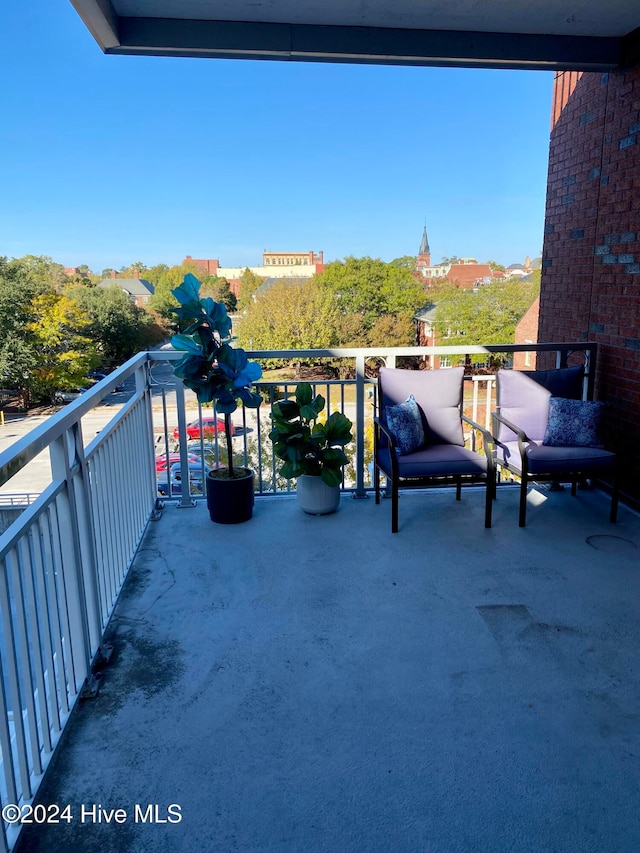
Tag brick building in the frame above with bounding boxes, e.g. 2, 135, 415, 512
539, 67, 640, 498
183, 256, 220, 276
183, 251, 324, 296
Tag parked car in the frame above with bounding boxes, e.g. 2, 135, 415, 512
157, 461, 211, 497
173, 416, 235, 441
155, 452, 199, 473
54, 387, 90, 403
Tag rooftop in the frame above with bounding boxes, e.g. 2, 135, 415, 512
15, 484, 640, 852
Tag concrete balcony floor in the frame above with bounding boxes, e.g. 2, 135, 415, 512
16, 484, 640, 853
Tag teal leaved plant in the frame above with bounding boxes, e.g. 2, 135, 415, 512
170, 274, 262, 478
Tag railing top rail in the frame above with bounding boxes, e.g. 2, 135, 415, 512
0, 343, 597, 489
151, 342, 596, 361
0, 352, 147, 488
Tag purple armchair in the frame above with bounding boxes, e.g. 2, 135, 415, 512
374, 367, 495, 532
492, 366, 619, 527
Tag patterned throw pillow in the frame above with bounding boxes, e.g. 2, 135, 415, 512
385, 395, 426, 455
542, 398, 605, 448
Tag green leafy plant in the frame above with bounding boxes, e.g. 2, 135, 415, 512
269, 383, 353, 487
170, 274, 262, 479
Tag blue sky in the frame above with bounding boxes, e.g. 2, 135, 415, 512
1, 2, 554, 273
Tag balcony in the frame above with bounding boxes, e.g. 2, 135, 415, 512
2, 345, 640, 852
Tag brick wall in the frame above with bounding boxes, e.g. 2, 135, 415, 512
540, 68, 640, 498
513, 296, 540, 370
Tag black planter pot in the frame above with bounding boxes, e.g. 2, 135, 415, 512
206, 468, 255, 524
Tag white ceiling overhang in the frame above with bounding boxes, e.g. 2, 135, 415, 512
70, 0, 640, 71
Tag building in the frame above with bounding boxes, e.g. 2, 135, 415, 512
183, 251, 325, 295
513, 295, 541, 369
414, 226, 495, 288
98, 274, 154, 308
183, 255, 220, 276
263, 250, 323, 267
537, 67, 640, 492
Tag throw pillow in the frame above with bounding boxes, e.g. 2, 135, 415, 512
542, 398, 605, 448
385, 395, 426, 455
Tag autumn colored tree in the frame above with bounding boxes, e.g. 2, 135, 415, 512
27, 293, 100, 400
237, 268, 266, 310
237, 279, 340, 354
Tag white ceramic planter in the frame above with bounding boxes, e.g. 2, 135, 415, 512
296, 474, 341, 515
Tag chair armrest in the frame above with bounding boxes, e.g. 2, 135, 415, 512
462, 414, 496, 476
491, 411, 534, 464
373, 415, 396, 446
462, 414, 494, 448
492, 411, 531, 443
373, 415, 399, 477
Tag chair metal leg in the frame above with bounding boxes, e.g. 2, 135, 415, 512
484, 481, 492, 528
610, 475, 620, 523
456, 479, 461, 501
519, 477, 528, 527
374, 459, 380, 505
391, 482, 399, 533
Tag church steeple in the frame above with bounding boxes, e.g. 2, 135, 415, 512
417, 225, 431, 268
419, 225, 430, 256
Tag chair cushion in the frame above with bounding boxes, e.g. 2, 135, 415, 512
377, 444, 487, 479
379, 366, 465, 447
496, 365, 584, 443
543, 398, 605, 448
385, 395, 426, 455
497, 440, 615, 475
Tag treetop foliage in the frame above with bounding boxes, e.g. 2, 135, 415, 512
425, 275, 540, 349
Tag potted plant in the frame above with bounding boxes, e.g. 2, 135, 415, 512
170, 274, 263, 523
269, 382, 353, 514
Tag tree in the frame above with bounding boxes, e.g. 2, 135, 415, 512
27, 293, 100, 401
486, 260, 506, 272
149, 260, 208, 318
64, 283, 162, 367
119, 261, 148, 277
237, 279, 340, 353
390, 255, 417, 269
427, 278, 541, 354
0, 257, 53, 406
143, 263, 170, 286
237, 268, 266, 310
315, 256, 426, 341
200, 275, 237, 312
15, 255, 67, 289
0, 332, 39, 408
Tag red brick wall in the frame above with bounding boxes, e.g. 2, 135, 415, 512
513, 296, 540, 370
540, 68, 640, 497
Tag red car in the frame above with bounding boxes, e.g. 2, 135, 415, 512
155, 452, 199, 473
173, 417, 235, 441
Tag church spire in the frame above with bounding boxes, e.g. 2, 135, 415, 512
419, 225, 430, 256
417, 224, 431, 269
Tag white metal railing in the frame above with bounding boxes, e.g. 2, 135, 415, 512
153, 341, 596, 506
0, 340, 595, 850
0, 354, 157, 852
